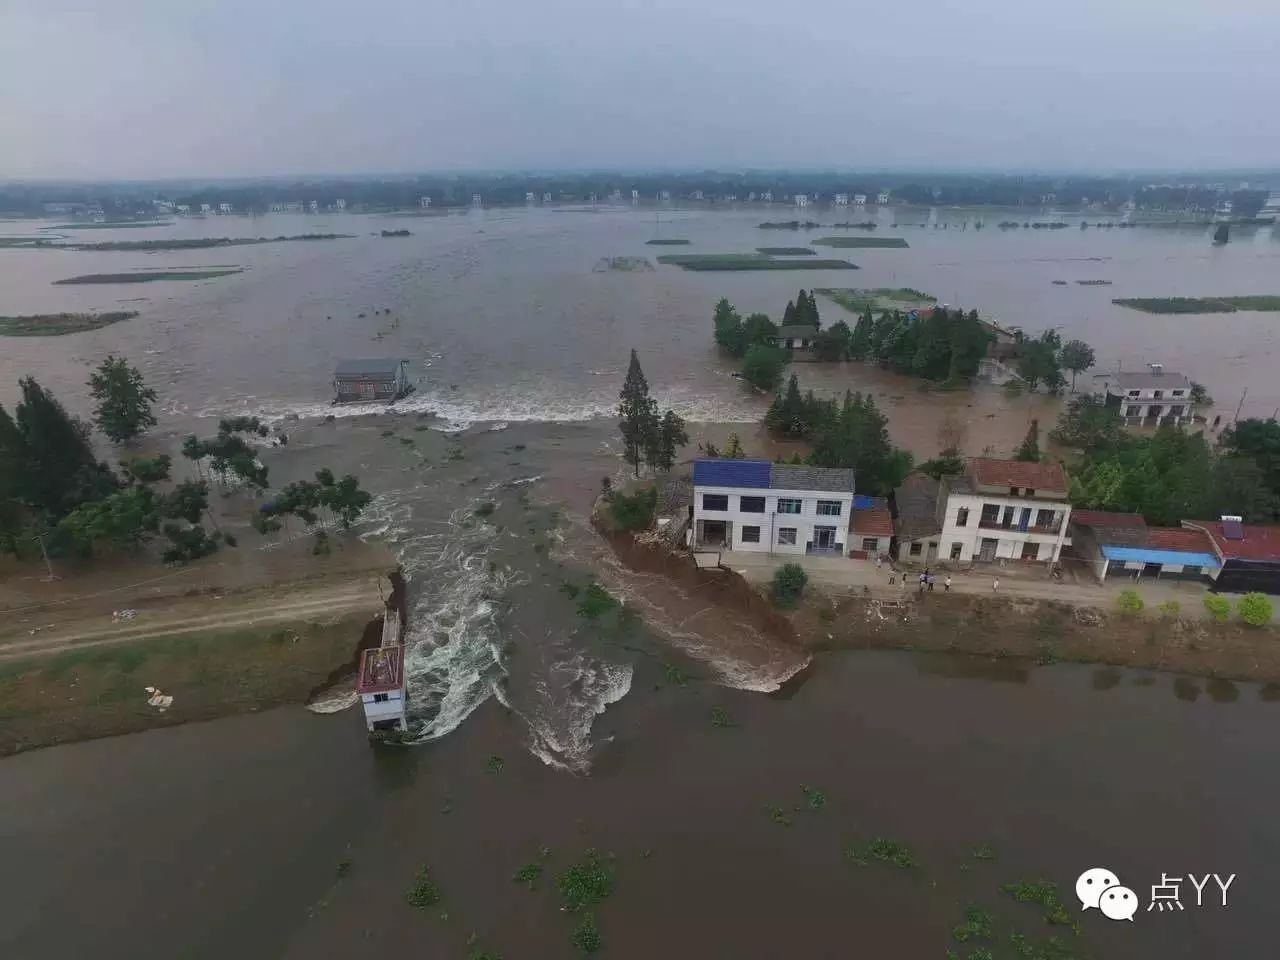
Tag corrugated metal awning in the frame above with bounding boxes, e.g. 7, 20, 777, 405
1101, 546, 1219, 567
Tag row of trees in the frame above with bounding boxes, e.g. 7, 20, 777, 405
763, 374, 913, 494
1050, 396, 1280, 524
618, 350, 689, 475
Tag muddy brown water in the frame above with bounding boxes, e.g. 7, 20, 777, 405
1, 652, 1271, 959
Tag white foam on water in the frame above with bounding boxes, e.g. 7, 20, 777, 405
307, 689, 359, 714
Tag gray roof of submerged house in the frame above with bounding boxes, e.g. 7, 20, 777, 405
774, 324, 820, 339
893, 471, 942, 540
1107, 370, 1193, 390
334, 358, 405, 379
692, 459, 854, 493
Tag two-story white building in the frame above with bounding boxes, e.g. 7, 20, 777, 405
692, 459, 856, 556
1093, 364, 1198, 425
894, 458, 1072, 565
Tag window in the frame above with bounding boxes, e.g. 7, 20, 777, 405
1126, 406, 1141, 417
1008, 487, 1020, 496
1024, 488, 1035, 497
373, 693, 390, 703
956, 507, 969, 527
777, 527, 797, 545
981, 503, 1000, 525
816, 500, 843, 516
776, 498, 802, 514
702, 494, 728, 511
741, 525, 761, 544
861, 537, 879, 551
740, 496, 766, 513
1127, 389, 1140, 397
1036, 509, 1056, 528
1152, 390, 1163, 400
1169, 405, 1185, 417
950, 542, 963, 560
1171, 389, 1185, 397
909, 542, 923, 557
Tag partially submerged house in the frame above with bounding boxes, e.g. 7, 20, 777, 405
1069, 510, 1219, 582
691, 459, 855, 556
333, 358, 411, 403
1093, 364, 1198, 425
771, 324, 818, 353
356, 644, 408, 733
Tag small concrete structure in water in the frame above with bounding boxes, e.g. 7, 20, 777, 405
357, 601, 408, 733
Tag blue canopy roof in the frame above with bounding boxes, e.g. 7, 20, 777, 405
692, 459, 772, 488
1101, 545, 1219, 567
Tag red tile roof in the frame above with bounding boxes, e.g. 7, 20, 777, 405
1188, 521, 1280, 562
1147, 527, 1215, 554
969, 457, 1068, 493
356, 645, 405, 694
1072, 510, 1146, 528
852, 505, 894, 537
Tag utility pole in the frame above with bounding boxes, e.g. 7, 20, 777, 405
33, 531, 58, 581
1234, 387, 1248, 425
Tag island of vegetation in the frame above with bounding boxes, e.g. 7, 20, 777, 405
828, 221, 878, 230
814, 287, 936, 313
756, 247, 815, 256
54, 268, 244, 285
644, 238, 690, 245
758, 220, 822, 229
56, 233, 352, 252
379, 229, 411, 237
812, 236, 909, 249
656, 253, 856, 271
49, 221, 172, 230
0, 311, 140, 337
593, 256, 653, 272
1112, 296, 1280, 314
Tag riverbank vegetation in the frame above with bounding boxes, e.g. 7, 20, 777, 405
657, 253, 856, 271
1112, 295, 1280, 314
0, 311, 139, 336
617, 350, 688, 476
756, 246, 815, 255
759, 220, 822, 229
54, 268, 243, 284
1050, 397, 1280, 523
812, 236, 909, 249
644, 238, 690, 245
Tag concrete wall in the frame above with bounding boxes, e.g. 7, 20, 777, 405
936, 493, 1070, 564
693, 485, 853, 555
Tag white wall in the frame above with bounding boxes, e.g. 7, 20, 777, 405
936, 492, 1071, 563
361, 690, 407, 729
693, 485, 853, 555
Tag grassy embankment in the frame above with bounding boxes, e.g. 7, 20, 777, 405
0, 311, 140, 336
756, 247, 816, 256
815, 287, 937, 313
54, 268, 244, 284
60, 233, 353, 252
0, 611, 373, 756
1113, 296, 1280, 314
656, 253, 857, 271
812, 237, 910, 249
644, 238, 691, 245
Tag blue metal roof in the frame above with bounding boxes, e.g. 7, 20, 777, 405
853, 494, 882, 510
1101, 545, 1220, 567
692, 458, 772, 489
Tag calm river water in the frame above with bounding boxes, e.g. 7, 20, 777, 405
1, 207, 1278, 957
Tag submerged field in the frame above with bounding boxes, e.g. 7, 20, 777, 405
644, 238, 691, 245
48, 221, 173, 230
657, 253, 857, 271
1113, 295, 1280, 314
54, 268, 244, 284
54, 233, 353, 252
756, 246, 816, 255
812, 236, 910, 249
0, 311, 139, 336
816, 287, 937, 313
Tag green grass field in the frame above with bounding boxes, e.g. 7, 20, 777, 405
816, 287, 937, 313
657, 254, 857, 271
0, 311, 139, 336
1113, 296, 1280, 314
812, 237, 910, 249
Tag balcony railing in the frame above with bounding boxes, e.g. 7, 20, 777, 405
977, 519, 1063, 535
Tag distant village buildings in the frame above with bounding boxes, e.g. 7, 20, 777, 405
199, 203, 212, 214
218, 202, 233, 214
854, 194, 867, 206
834, 193, 849, 207
420, 196, 432, 209
794, 194, 809, 208
877, 191, 890, 205
333, 198, 345, 211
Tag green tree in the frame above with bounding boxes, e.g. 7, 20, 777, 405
326, 474, 373, 527
120, 454, 172, 485
1050, 395, 1125, 450
88, 355, 158, 443
722, 433, 745, 459
1203, 594, 1231, 622
771, 563, 808, 608
1058, 339, 1096, 392
1115, 589, 1144, 617
1221, 418, 1280, 496
9, 378, 116, 518
712, 298, 746, 357
741, 345, 788, 391
161, 522, 220, 565
1237, 592, 1273, 627
742, 312, 778, 348
58, 486, 160, 555
765, 374, 810, 438
912, 307, 953, 380
1213, 223, 1230, 245
917, 453, 966, 479
1016, 331, 1065, 392
161, 480, 210, 525
814, 320, 851, 361
618, 349, 659, 477
1189, 381, 1212, 406
1016, 419, 1041, 462
809, 391, 912, 495
848, 309, 874, 360
652, 410, 689, 472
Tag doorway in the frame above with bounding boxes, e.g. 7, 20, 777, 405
979, 538, 998, 562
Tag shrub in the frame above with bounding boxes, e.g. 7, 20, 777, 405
1203, 594, 1231, 622
558, 850, 613, 911
571, 913, 602, 954
771, 563, 808, 608
608, 486, 657, 531
1238, 592, 1274, 627
1159, 600, 1180, 618
741, 344, 788, 391
1115, 589, 1143, 617
405, 867, 442, 907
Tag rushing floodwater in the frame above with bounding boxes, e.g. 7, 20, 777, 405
2, 207, 1278, 956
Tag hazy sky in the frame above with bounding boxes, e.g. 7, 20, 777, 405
3, 0, 1279, 179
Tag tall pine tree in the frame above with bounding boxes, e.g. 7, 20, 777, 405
618, 350, 659, 477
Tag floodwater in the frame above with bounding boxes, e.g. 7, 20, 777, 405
2, 207, 1278, 955
1, 653, 1272, 959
